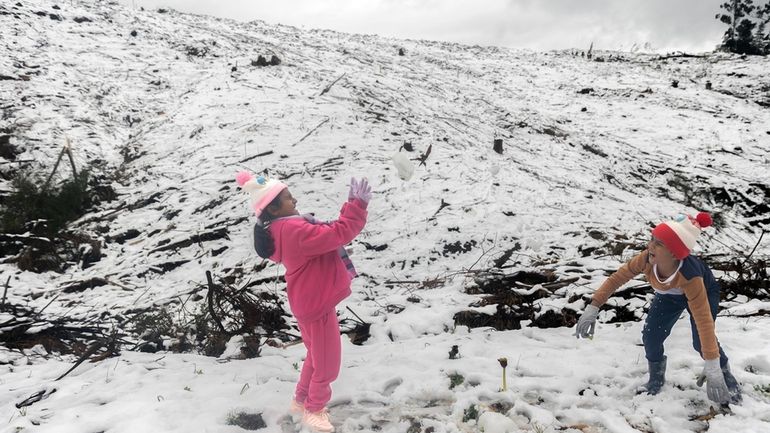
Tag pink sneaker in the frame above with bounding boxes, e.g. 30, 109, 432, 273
302, 408, 334, 432
289, 399, 304, 420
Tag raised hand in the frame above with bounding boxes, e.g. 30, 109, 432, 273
350, 177, 372, 204
348, 177, 359, 201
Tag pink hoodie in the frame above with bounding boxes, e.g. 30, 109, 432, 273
268, 199, 368, 322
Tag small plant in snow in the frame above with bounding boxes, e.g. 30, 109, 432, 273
0, 170, 91, 236
448, 372, 465, 389
498, 357, 508, 391
131, 308, 174, 352
755, 383, 770, 397
448, 344, 460, 359
462, 404, 479, 422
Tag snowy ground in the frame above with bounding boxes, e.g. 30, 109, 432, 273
2, 0, 770, 432
3, 316, 770, 433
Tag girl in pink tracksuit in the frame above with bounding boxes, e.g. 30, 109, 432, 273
236, 171, 370, 432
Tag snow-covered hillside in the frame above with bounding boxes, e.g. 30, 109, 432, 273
2, 1, 770, 432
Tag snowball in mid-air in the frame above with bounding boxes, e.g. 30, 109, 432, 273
391, 152, 414, 181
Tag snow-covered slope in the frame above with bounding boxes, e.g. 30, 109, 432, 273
2, 1, 770, 432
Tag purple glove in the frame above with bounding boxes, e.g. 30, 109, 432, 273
348, 178, 359, 201
348, 177, 372, 204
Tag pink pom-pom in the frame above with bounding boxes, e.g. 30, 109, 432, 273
236, 171, 252, 187
695, 212, 712, 228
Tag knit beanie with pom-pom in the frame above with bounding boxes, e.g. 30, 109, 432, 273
651, 212, 713, 260
235, 171, 287, 218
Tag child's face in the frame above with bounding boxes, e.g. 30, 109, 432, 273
266, 188, 299, 218
647, 236, 677, 266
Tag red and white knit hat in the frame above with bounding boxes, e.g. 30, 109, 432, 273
235, 171, 287, 218
651, 212, 713, 260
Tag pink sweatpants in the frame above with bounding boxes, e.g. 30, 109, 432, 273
294, 309, 342, 412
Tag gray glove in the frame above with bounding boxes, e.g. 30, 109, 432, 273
701, 359, 730, 404
574, 304, 599, 339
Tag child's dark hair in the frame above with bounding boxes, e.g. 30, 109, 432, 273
253, 194, 282, 258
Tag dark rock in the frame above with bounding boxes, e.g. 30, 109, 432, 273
359, 241, 388, 251
61, 277, 109, 294
110, 229, 141, 244
581, 143, 607, 158
442, 240, 477, 256
0, 135, 20, 160
137, 260, 190, 277
73, 16, 92, 23
493, 138, 503, 154
227, 412, 266, 431
185, 45, 208, 57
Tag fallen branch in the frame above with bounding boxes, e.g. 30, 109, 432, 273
64, 136, 77, 177
1, 275, 9, 310
16, 388, 57, 409
206, 270, 229, 335
292, 117, 330, 146
43, 145, 68, 190
418, 144, 432, 167
383, 280, 422, 285
319, 72, 346, 97
542, 276, 580, 290
430, 198, 450, 219
239, 150, 274, 164
55, 339, 106, 381
31, 294, 60, 321
656, 52, 709, 60
742, 230, 765, 267
345, 306, 368, 325
150, 227, 229, 254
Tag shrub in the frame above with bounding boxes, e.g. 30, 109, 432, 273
0, 170, 91, 237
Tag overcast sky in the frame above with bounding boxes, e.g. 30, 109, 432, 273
119, 0, 727, 52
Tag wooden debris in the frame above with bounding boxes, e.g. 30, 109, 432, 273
319, 72, 346, 97
292, 117, 330, 146
238, 150, 273, 164
418, 143, 432, 166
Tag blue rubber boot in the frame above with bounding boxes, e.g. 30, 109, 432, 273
640, 356, 667, 395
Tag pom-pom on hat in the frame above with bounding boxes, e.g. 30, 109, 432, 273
651, 212, 713, 260
235, 171, 287, 218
